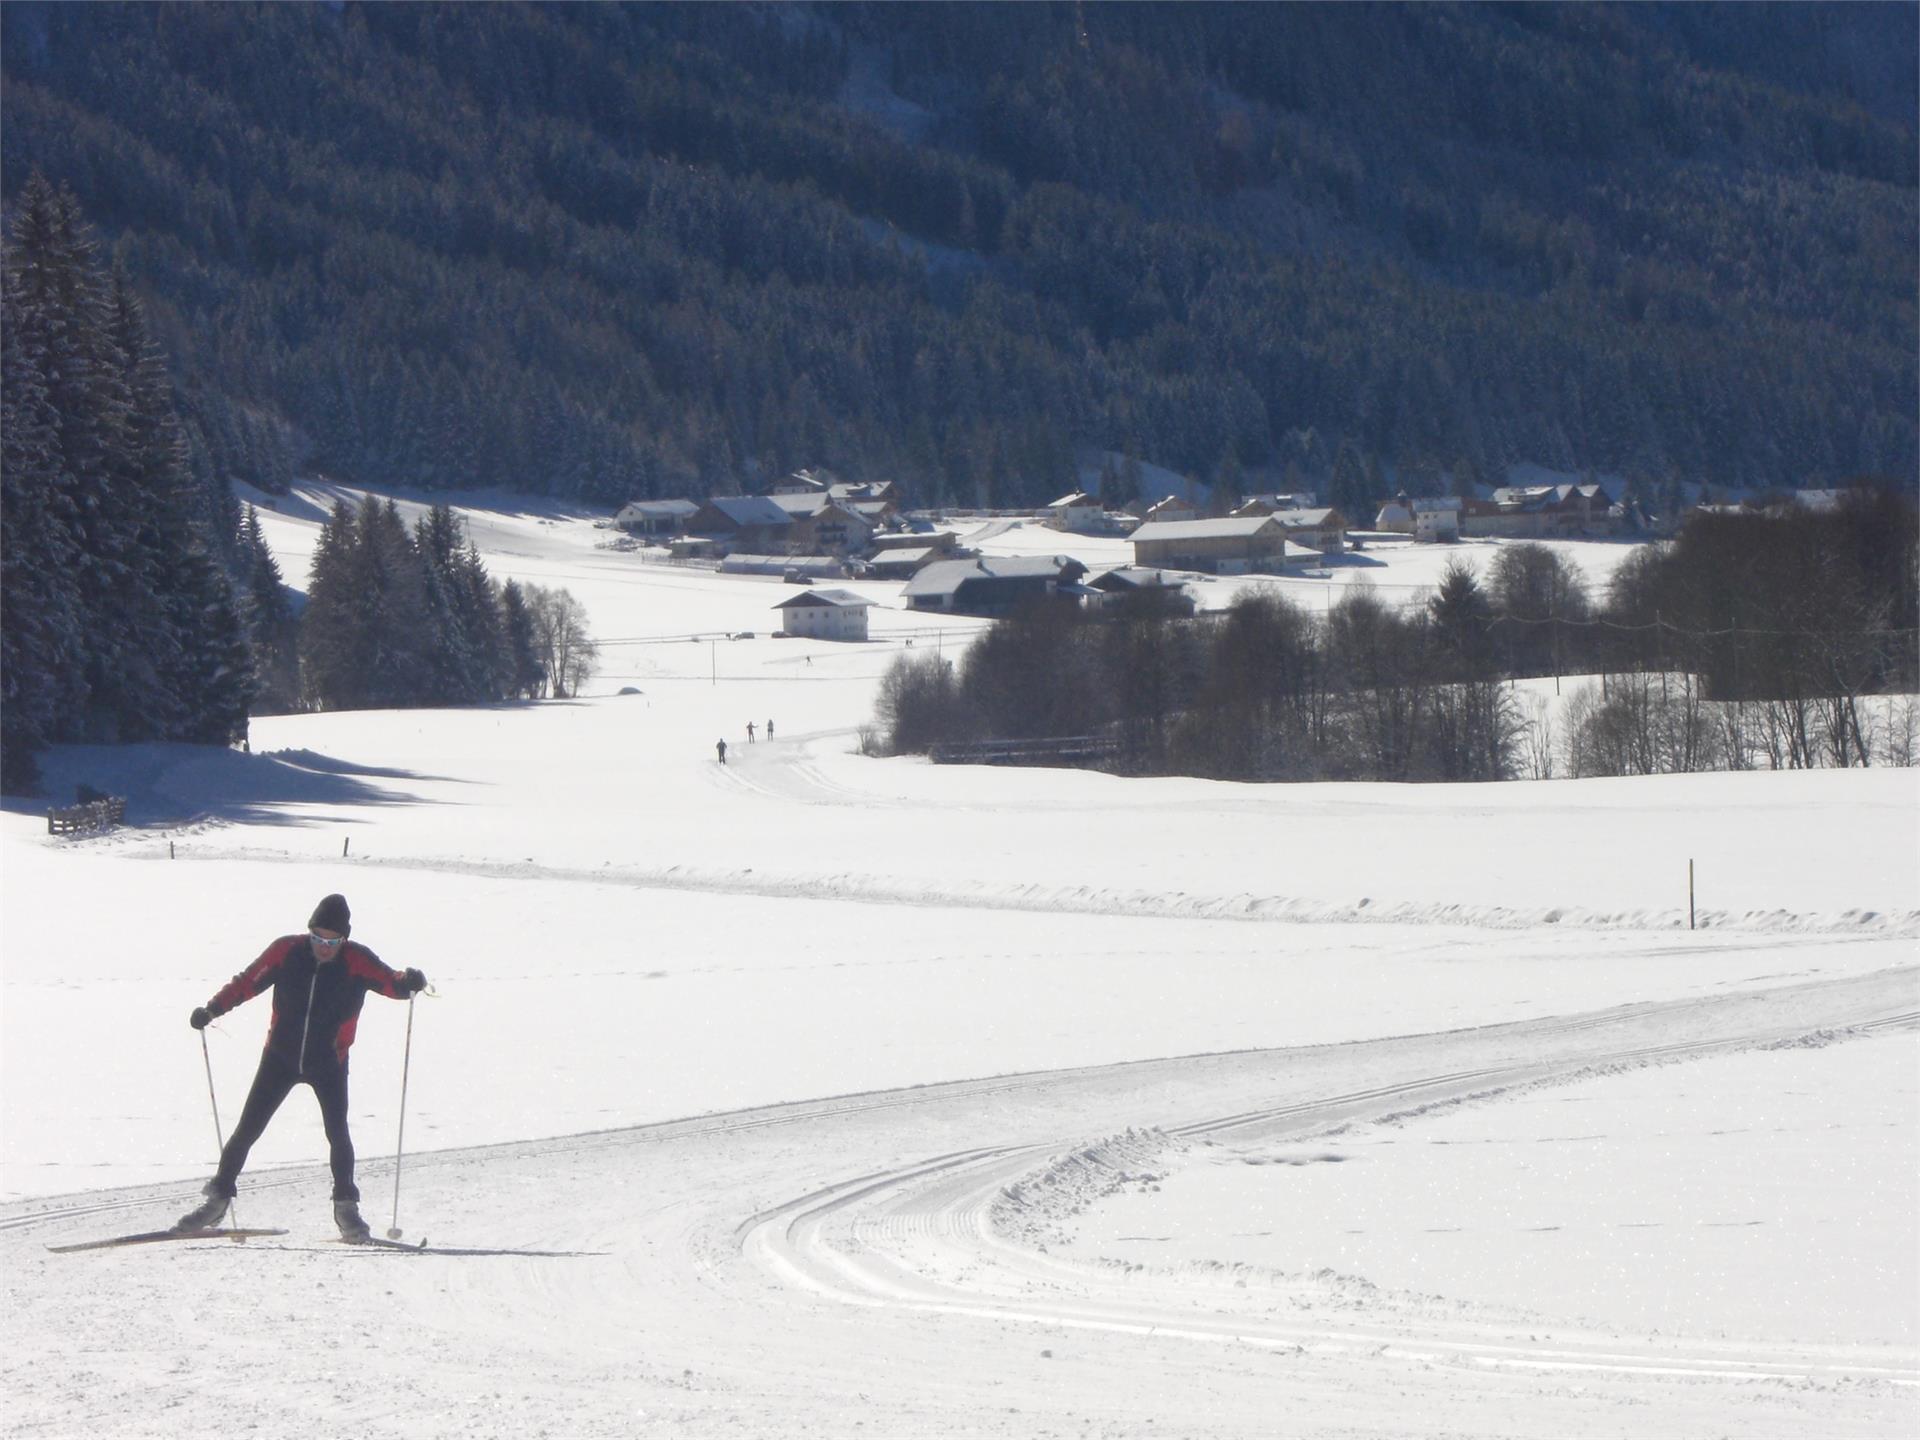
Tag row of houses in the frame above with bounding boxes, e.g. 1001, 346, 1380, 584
1054, 481, 1629, 550
1041, 489, 1349, 575
774, 562, 1195, 641
1122, 499, 1350, 575
1373, 484, 1623, 540
614, 470, 906, 561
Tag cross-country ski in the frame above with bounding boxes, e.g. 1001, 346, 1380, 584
48, 1228, 289, 1255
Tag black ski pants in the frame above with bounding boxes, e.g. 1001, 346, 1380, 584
211, 1051, 359, 1201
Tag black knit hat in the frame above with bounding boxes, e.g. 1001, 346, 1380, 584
308, 893, 352, 937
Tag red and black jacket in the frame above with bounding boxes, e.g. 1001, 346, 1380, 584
206, 934, 409, 1073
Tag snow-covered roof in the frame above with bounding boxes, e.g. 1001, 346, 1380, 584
721, 553, 842, 575
1130, 516, 1279, 542
766, 492, 831, 517
1488, 486, 1588, 511
764, 493, 867, 521
1089, 566, 1184, 591
1269, 508, 1342, 528
701, 496, 792, 527
1045, 490, 1100, 510
616, 499, 699, 519
772, 588, 872, 610
828, 480, 896, 501
872, 529, 955, 550
903, 555, 1082, 598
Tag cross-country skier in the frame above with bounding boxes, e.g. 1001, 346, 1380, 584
176, 894, 425, 1240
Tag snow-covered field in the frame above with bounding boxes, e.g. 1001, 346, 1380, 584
3, 489, 1915, 1437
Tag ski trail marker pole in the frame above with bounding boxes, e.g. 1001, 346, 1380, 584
388, 994, 416, 1240
200, 1028, 238, 1231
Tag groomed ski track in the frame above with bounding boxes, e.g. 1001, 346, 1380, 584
6, 966, 1915, 1438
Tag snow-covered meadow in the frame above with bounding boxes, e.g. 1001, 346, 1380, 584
3, 489, 1915, 1437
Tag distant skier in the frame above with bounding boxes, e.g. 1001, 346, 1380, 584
766, 718, 774, 740
746, 721, 757, 743
177, 894, 425, 1240
716, 738, 728, 764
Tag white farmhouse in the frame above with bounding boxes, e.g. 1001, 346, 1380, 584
1044, 490, 1106, 533
773, 588, 872, 641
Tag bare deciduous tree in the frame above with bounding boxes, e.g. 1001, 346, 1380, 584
523, 583, 598, 699
877, 652, 965, 755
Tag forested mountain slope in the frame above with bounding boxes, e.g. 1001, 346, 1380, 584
2, 1, 1912, 507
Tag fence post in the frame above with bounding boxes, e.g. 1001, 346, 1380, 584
343, 836, 350, 858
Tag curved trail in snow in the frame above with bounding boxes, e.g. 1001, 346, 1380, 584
7, 967, 1916, 1437
739, 972, 1920, 1389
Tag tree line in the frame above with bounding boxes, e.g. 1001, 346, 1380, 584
876, 493, 1919, 783
1, 2, 1911, 509
294, 494, 598, 715
2, 173, 252, 790
1, 177, 600, 793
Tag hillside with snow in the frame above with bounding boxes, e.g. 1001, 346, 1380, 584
2, 492, 1914, 1438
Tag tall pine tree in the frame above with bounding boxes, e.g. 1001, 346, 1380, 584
240, 506, 301, 714
298, 499, 365, 710
2, 177, 254, 780
7, 175, 146, 741
0, 263, 86, 788
108, 264, 254, 742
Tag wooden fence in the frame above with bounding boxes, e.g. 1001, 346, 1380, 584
47, 795, 127, 836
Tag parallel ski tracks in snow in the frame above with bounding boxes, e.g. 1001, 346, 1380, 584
735, 977, 1920, 1390
2, 1066, 1081, 1242
9, 971, 1915, 1435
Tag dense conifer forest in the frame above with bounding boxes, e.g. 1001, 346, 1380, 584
2, 178, 595, 789
1, 176, 253, 788
2, 2, 1913, 508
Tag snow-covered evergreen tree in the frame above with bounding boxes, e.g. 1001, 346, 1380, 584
240, 507, 300, 714
499, 579, 544, 700
297, 500, 361, 710
0, 263, 86, 788
2, 177, 254, 778
355, 497, 430, 708
450, 540, 509, 702
8, 176, 148, 742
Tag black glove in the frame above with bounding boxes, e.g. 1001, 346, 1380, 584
401, 968, 427, 995
190, 1006, 212, 1030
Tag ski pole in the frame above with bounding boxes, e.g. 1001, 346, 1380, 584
387, 994, 415, 1240
200, 1028, 238, 1230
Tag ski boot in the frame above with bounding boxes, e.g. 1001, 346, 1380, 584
174, 1182, 231, 1232
334, 1199, 372, 1243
